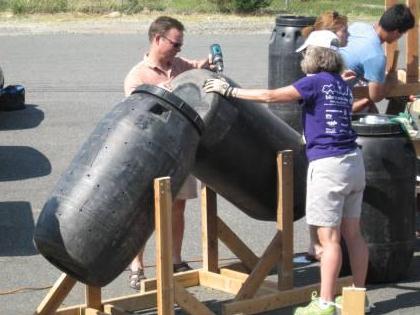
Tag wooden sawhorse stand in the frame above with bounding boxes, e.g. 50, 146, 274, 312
35, 150, 365, 315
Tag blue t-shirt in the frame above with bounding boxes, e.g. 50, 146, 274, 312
339, 22, 386, 84
293, 72, 357, 162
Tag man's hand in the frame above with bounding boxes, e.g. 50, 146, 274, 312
203, 78, 236, 97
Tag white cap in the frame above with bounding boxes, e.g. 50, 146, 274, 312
296, 30, 340, 52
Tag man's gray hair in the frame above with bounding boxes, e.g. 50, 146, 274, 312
300, 46, 343, 74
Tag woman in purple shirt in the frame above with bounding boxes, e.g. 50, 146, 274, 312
203, 30, 369, 315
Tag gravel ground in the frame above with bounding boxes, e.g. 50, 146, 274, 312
0, 12, 276, 35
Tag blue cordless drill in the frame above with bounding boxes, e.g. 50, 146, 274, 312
210, 44, 224, 74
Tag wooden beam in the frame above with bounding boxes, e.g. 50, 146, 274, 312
198, 270, 245, 295
103, 304, 128, 315
276, 151, 294, 290
217, 217, 259, 272
85, 286, 102, 312
140, 269, 199, 292
353, 82, 420, 99
406, 0, 419, 83
201, 186, 219, 272
173, 281, 216, 315
222, 276, 353, 315
341, 287, 366, 315
154, 177, 175, 315
234, 233, 282, 301
35, 273, 77, 315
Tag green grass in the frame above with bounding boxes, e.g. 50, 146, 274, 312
0, 0, 403, 18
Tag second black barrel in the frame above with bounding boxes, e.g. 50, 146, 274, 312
352, 114, 416, 283
268, 15, 315, 133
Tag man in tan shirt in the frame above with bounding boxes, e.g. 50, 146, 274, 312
124, 15, 212, 290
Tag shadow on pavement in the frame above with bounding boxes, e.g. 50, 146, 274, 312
0, 146, 51, 181
0, 104, 44, 130
0, 201, 37, 256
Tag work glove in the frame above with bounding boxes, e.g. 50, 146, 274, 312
203, 78, 237, 97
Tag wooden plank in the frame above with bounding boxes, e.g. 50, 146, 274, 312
55, 307, 83, 315
223, 276, 353, 315
85, 286, 102, 311
385, 0, 398, 75
154, 177, 175, 315
35, 273, 77, 315
173, 281, 216, 315
353, 82, 420, 99
103, 291, 157, 311
406, 0, 419, 83
217, 217, 259, 272
103, 304, 127, 315
84, 308, 108, 315
198, 270, 245, 295
56, 291, 159, 314
201, 186, 219, 272
140, 270, 200, 292
234, 233, 282, 301
342, 287, 366, 315
276, 151, 294, 290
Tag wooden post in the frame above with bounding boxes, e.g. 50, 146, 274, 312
341, 287, 366, 315
34, 273, 77, 315
201, 186, 219, 272
85, 285, 102, 312
276, 150, 294, 290
154, 177, 175, 315
406, 0, 419, 83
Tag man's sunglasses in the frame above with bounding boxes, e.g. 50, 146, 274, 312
161, 35, 183, 49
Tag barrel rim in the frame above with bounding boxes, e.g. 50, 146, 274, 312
352, 113, 403, 136
274, 15, 316, 27
132, 84, 205, 135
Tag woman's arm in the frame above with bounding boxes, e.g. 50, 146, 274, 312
203, 78, 302, 104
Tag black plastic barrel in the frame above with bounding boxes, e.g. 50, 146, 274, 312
34, 85, 202, 286
171, 69, 308, 221
268, 15, 315, 133
352, 114, 416, 283
34, 70, 308, 287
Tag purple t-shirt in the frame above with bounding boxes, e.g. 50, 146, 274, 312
293, 72, 357, 162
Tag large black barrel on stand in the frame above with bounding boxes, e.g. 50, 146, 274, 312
34, 86, 202, 286
268, 15, 315, 133
34, 69, 308, 287
171, 69, 308, 221
352, 114, 416, 283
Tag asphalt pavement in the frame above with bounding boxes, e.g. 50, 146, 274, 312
0, 22, 420, 315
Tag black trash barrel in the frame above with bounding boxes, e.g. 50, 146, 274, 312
171, 69, 308, 221
352, 114, 416, 283
34, 85, 202, 286
268, 15, 315, 133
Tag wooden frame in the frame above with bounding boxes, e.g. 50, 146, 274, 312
34, 151, 362, 315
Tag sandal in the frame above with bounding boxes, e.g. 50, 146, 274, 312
173, 261, 193, 273
128, 269, 146, 290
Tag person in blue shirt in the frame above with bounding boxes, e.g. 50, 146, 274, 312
203, 30, 369, 315
340, 4, 414, 113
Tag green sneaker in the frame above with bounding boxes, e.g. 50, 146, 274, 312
335, 295, 374, 313
294, 292, 335, 315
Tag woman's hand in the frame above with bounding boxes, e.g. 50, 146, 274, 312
203, 78, 235, 97
341, 69, 356, 81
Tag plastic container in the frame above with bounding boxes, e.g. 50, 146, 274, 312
352, 114, 416, 283
268, 15, 315, 133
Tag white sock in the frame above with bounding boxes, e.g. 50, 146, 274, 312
319, 298, 334, 309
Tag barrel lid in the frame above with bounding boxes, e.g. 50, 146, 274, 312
352, 114, 403, 136
132, 84, 205, 135
275, 15, 316, 27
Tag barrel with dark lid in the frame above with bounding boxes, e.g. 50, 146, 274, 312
352, 114, 416, 283
268, 15, 316, 133
34, 85, 201, 286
